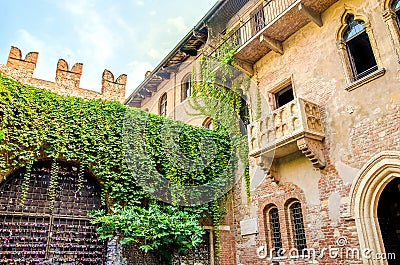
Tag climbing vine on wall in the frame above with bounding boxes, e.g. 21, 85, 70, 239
0, 73, 233, 263
185, 34, 261, 256
190, 35, 254, 199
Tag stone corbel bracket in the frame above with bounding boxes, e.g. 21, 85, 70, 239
297, 138, 326, 169
255, 154, 281, 183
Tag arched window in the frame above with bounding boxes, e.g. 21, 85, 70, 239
265, 206, 283, 256
392, 0, 400, 26
343, 15, 378, 81
288, 201, 307, 253
181, 74, 192, 101
159, 93, 167, 116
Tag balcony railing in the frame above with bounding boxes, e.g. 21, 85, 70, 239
210, 0, 297, 59
249, 98, 326, 169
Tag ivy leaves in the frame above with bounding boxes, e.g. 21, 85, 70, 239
0, 73, 232, 263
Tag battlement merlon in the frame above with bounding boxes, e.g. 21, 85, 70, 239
1, 46, 126, 103
55, 59, 83, 90
101, 69, 127, 103
6, 46, 38, 75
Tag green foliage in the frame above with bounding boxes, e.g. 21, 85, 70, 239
0, 73, 232, 263
192, 37, 251, 198
187, 34, 253, 255
91, 203, 207, 263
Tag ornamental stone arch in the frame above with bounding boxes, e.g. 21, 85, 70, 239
382, 0, 400, 62
336, 6, 384, 88
349, 151, 400, 265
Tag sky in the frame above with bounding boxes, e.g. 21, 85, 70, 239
0, 0, 217, 97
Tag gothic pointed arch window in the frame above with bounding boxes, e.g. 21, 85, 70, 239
337, 11, 384, 91
159, 93, 167, 116
343, 15, 377, 81
0, 160, 106, 264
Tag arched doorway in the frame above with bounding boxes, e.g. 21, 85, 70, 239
377, 177, 400, 265
0, 160, 106, 264
350, 151, 400, 265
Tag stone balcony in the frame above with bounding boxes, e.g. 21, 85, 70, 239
210, 0, 338, 75
248, 98, 325, 173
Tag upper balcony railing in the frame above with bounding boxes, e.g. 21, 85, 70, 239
208, 0, 337, 66
210, 0, 297, 59
248, 98, 326, 169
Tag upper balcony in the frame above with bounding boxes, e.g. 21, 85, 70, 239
210, 0, 338, 74
248, 98, 325, 171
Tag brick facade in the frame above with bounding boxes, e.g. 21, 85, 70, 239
2, 0, 400, 264
126, 0, 400, 264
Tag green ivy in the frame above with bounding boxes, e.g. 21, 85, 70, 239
185, 34, 254, 255
0, 73, 233, 263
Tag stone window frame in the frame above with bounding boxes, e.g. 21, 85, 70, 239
267, 76, 296, 111
285, 199, 307, 254
159, 92, 167, 116
336, 7, 385, 92
263, 204, 283, 257
181, 73, 192, 102
383, 0, 400, 63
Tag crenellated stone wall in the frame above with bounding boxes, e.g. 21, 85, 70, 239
0, 46, 126, 103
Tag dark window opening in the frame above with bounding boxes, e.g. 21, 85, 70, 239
275, 84, 294, 109
181, 75, 192, 101
344, 15, 378, 81
290, 202, 307, 253
346, 32, 378, 80
159, 93, 167, 116
377, 177, 400, 265
268, 207, 283, 256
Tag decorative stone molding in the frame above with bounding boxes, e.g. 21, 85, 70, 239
382, 1, 400, 63
336, 7, 384, 88
249, 98, 325, 171
348, 151, 400, 265
345, 68, 386, 91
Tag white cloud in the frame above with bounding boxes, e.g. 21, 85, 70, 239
58, 1, 124, 90
135, 0, 144, 6
14, 29, 55, 82
149, 10, 157, 16
60, 1, 120, 63
166, 16, 188, 34
62, 0, 96, 15
16, 29, 45, 52
126, 60, 154, 94
147, 47, 169, 60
